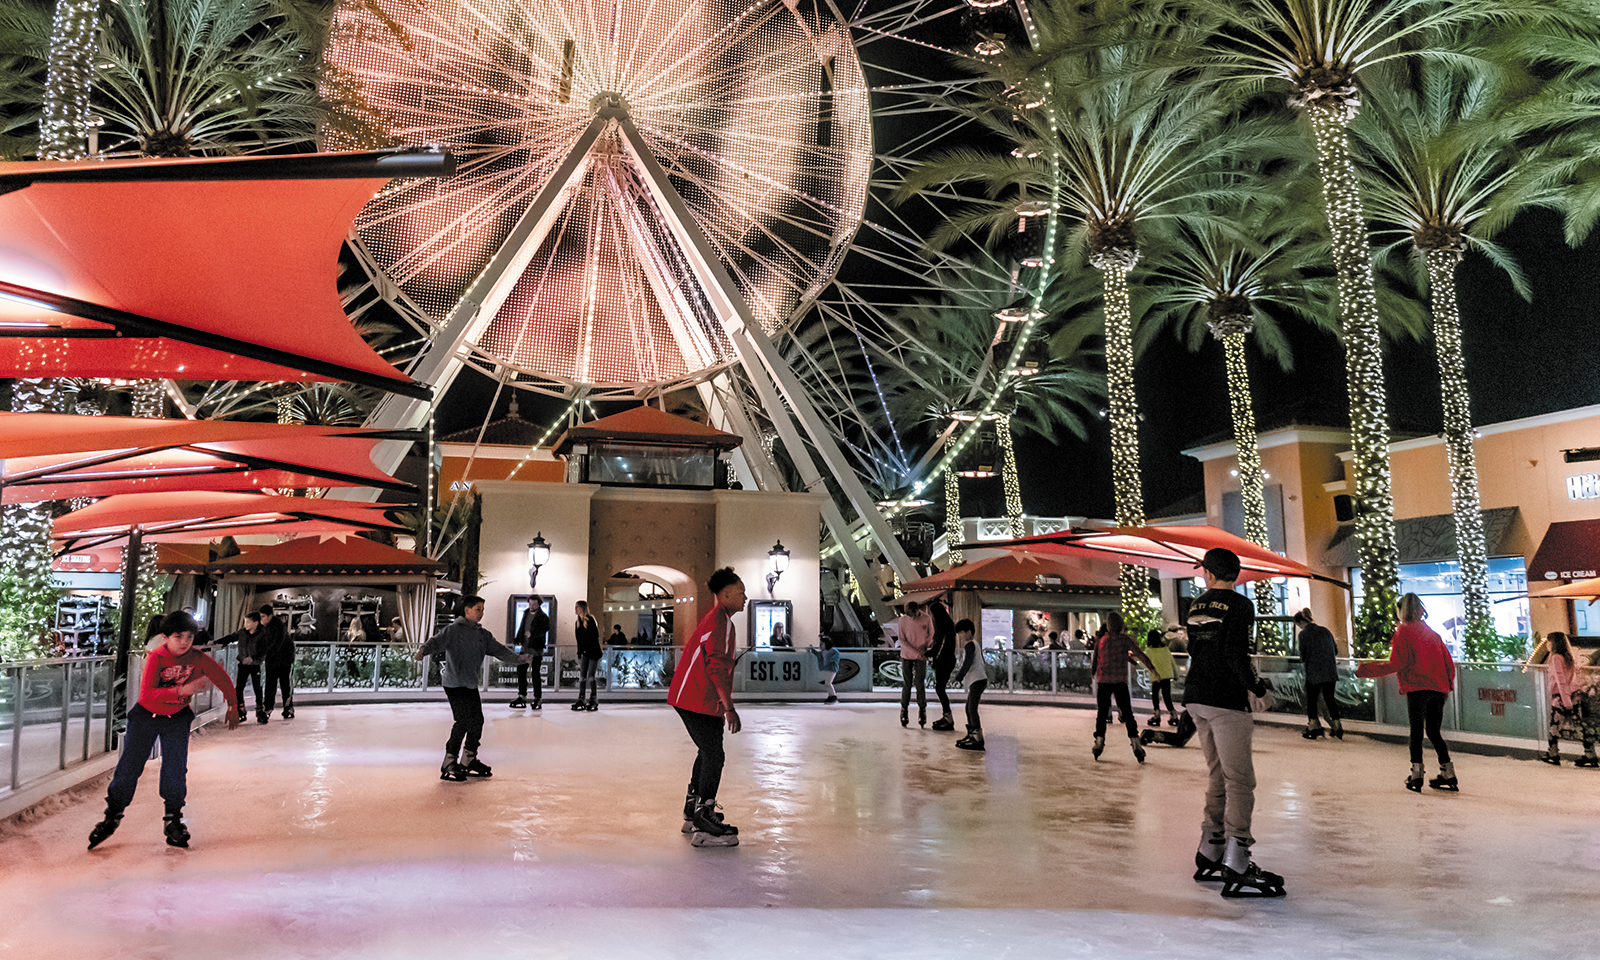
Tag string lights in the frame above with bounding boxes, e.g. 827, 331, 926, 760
997, 413, 1024, 538
944, 465, 964, 568
1093, 254, 1149, 622
1427, 248, 1494, 655
1214, 323, 1282, 652
38, 0, 100, 160
1304, 100, 1399, 653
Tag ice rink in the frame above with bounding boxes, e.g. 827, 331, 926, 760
2, 701, 1597, 960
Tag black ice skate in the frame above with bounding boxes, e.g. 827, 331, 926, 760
1193, 835, 1226, 882
689, 798, 739, 847
282, 701, 294, 720
440, 761, 468, 782
1330, 720, 1344, 740
1091, 735, 1105, 760
1541, 747, 1562, 766
1428, 762, 1459, 791
509, 697, 527, 709
918, 707, 927, 727
1405, 763, 1424, 792
163, 813, 190, 849
257, 711, 269, 724
900, 707, 909, 728
571, 698, 584, 711
931, 712, 955, 731
462, 757, 493, 778
585, 697, 598, 711
531, 697, 542, 710
1130, 737, 1146, 764
1576, 753, 1600, 768
1218, 838, 1285, 899
823, 695, 838, 704
955, 726, 985, 751
1301, 723, 1325, 740
683, 785, 729, 834
87, 807, 123, 850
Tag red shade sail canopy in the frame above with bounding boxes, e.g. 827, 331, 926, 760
964, 526, 1347, 587
0, 412, 414, 504
0, 151, 448, 396
52, 491, 406, 552
208, 537, 445, 576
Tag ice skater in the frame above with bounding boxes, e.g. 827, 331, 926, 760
573, 600, 602, 711
1091, 612, 1154, 763
813, 635, 840, 703
415, 595, 530, 782
1143, 628, 1177, 727
667, 567, 745, 847
258, 603, 295, 721
895, 600, 933, 727
1140, 710, 1197, 748
88, 611, 240, 851
926, 597, 959, 730
1183, 547, 1285, 898
1294, 608, 1342, 740
1534, 632, 1598, 767
510, 600, 550, 710
953, 619, 988, 751
1357, 593, 1458, 792
224, 611, 265, 723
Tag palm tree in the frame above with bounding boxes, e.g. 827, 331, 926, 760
1179, 0, 1564, 651
1351, 46, 1597, 657
0, 0, 48, 158
902, 0, 1286, 621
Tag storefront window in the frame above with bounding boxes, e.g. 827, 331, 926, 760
1351, 557, 1530, 654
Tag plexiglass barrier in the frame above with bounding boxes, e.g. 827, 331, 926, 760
1, 656, 116, 794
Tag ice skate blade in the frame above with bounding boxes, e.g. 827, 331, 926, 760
690, 831, 739, 847
1428, 779, 1459, 791
1220, 882, 1286, 899
1574, 756, 1599, 768
956, 740, 985, 751
681, 820, 695, 834
1404, 778, 1423, 793
1539, 754, 1561, 766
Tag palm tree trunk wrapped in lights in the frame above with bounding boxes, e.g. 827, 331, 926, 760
997, 413, 1025, 539
945, 466, 964, 568
1300, 97, 1400, 654
1212, 315, 1283, 652
1093, 244, 1148, 624
38, 0, 100, 160
1424, 245, 1494, 656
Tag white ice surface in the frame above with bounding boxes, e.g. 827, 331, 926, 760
2, 702, 1598, 959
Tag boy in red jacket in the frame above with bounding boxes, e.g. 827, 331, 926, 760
667, 567, 745, 847
88, 610, 239, 851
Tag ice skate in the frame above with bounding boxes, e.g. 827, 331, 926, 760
256, 711, 269, 724
900, 707, 909, 727
531, 698, 542, 710
1330, 719, 1344, 740
163, 813, 190, 849
87, 807, 123, 850
1575, 753, 1599, 768
462, 755, 493, 778
571, 698, 585, 711
1428, 761, 1459, 791
440, 760, 468, 782
1139, 728, 1157, 746
930, 711, 955, 731
509, 697, 527, 709
283, 699, 294, 720
1091, 735, 1104, 760
584, 697, 598, 712
956, 725, 985, 751
823, 695, 838, 704
918, 707, 927, 727
1193, 833, 1226, 882
1148, 713, 1161, 727
1130, 736, 1146, 764
1301, 722, 1325, 740
1540, 746, 1562, 766
1405, 763, 1424, 793
1218, 837, 1285, 899
682, 786, 729, 834
689, 798, 739, 847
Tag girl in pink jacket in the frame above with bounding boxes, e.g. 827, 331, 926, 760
1537, 632, 1598, 768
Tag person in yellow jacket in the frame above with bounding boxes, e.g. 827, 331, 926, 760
1144, 628, 1178, 727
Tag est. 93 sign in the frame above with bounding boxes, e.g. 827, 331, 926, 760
737, 649, 812, 692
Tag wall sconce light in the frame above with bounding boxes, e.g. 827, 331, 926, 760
766, 540, 791, 595
527, 532, 550, 589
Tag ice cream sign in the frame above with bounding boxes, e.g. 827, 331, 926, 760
1567, 473, 1600, 500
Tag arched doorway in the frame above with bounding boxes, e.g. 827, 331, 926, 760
603, 564, 697, 646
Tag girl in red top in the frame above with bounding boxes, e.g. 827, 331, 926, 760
89, 610, 239, 851
1357, 593, 1457, 792
667, 567, 745, 847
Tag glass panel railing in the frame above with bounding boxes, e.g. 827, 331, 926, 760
1458, 663, 1541, 740
0, 656, 115, 795
1247, 657, 1377, 723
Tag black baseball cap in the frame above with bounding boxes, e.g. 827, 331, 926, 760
1198, 547, 1240, 581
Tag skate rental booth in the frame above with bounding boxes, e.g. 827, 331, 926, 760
465, 406, 830, 695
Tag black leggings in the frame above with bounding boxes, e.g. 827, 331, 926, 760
1306, 681, 1340, 724
965, 679, 987, 730
933, 659, 954, 714
235, 663, 262, 714
1406, 690, 1451, 765
1149, 678, 1175, 715
676, 706, 726, 800
443, 686, 484, 762
1095, 683, 1139, 739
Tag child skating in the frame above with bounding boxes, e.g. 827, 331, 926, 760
1143, 628, 1177, 727
416, 595, 529, 782
1535, 632, 1598, 767
88, 611, 240, 850
1357, 593, 1458, 792
952, 620, 987, 751
1091, 612, 1155, 763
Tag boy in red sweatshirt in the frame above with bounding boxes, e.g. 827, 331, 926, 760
89, 610, 239, 850
667, 567, 745, 847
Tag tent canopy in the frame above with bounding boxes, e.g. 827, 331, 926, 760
964, 525, 1346, 587
0, 412, 416, 504
208, 537, 444, 576
0, 150, 449, 396
52, 491, 406, 552
904, 553, 1120, 594
552, 405, 744, 455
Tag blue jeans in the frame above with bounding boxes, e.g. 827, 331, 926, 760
106, 704, 193, 816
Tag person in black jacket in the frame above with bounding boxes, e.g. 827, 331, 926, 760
510, 601, 550, 710
1293, 608, 1342, 740
258, 604, 295, 722
573, 600, 602, 712
926, 598, 959, 731
224, 612, 265, 723
1183, 548, 1283, 899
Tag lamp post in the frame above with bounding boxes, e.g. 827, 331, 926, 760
527, 532, 550, 590
766, 539, 790, 596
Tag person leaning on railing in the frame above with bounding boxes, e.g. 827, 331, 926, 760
1534, 631, 1599, 768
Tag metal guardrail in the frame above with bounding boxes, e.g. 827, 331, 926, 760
1, 656, 116, 794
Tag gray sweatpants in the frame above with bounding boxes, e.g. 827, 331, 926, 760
1188, 703, 1257, 843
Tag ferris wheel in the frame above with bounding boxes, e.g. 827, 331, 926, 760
322, 0, 1052, 601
